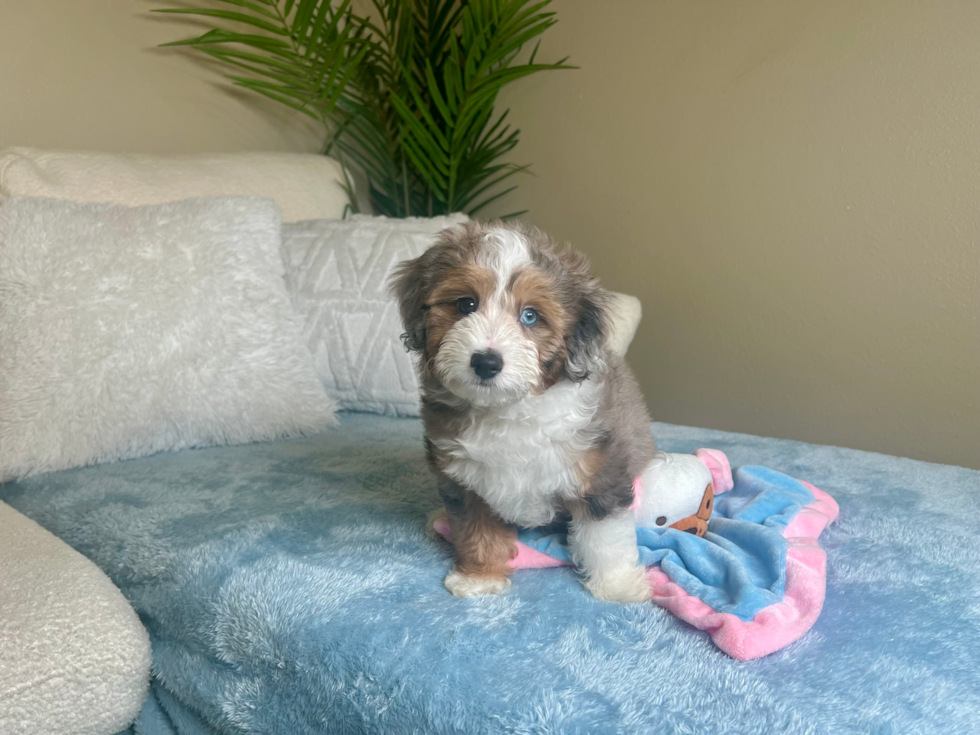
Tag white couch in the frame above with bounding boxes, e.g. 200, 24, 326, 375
0, 147, 353, 735
0, 147, 642, 734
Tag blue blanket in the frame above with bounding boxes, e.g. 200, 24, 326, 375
2, 415, 979, 735
519, 466, 816, 620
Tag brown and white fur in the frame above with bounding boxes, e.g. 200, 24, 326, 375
390, 221, 656, 603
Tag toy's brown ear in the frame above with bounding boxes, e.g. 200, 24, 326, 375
388, 255, 428, 352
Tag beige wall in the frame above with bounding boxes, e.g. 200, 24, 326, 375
1, 1, 976, 467
485, 0, 980, 468
0, 1, 324, 154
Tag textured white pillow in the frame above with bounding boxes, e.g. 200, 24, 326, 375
0, 148, 349, 223
283, 214, 469, 416
282, 215, 643, 417
0, 196, 336, 482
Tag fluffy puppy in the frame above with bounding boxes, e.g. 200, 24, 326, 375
390, 221, 655, 603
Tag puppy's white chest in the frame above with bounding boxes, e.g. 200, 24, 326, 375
435, 382, 600, 526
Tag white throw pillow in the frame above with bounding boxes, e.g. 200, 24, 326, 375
605, 291, 643, 357
0, 196, 336, 483
282, 214, 469, 416
0, 148, 349, 223
282, 215, 643, 417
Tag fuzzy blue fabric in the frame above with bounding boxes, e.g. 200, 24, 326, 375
2, 414, 979, 735
518, 466, 816, 620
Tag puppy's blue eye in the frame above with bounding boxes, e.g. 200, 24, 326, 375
457, 297, 477, 315
520, 307, 538, 326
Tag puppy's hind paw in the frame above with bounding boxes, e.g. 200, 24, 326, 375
426, 508, 448, 540
444, 569, 512, 597
585, 565, 652, 604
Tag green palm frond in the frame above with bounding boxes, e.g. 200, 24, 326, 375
157, 0, 368, 122
156, 0, 572, 217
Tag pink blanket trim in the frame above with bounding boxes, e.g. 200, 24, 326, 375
431, 454, 839, 661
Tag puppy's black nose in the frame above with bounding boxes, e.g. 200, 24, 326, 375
470, 350, 503, 380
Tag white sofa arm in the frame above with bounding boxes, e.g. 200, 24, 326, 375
0, 501, 150, 735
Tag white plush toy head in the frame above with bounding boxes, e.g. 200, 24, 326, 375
633, 452, 715, 536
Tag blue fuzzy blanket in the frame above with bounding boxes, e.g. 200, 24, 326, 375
2, 415, 979, 734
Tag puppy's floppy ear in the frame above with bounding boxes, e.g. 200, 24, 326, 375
388, 223, 472, 352
565, 285, 609, 382
388, 254, 428, 352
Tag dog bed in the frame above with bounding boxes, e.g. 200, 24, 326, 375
1, 414, 978, 734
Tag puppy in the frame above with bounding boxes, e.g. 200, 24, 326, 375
390, 221, 655, 603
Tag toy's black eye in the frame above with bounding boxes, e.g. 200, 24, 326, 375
457, 297, 477, 315
520, 307, 538, 326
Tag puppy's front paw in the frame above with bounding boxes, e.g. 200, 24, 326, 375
585, 565, 652, 604
444, 569, 512, 597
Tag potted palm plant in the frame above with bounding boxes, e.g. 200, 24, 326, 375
157, 0, 572, 218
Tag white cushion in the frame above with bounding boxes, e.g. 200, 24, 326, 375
0, 196, 336, 482
282, 215, 643, 417
0, 147, 349, 223
606, 291, 642, 357
0, 500, 151, 735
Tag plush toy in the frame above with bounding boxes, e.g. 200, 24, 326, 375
631, 448, 734, 537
